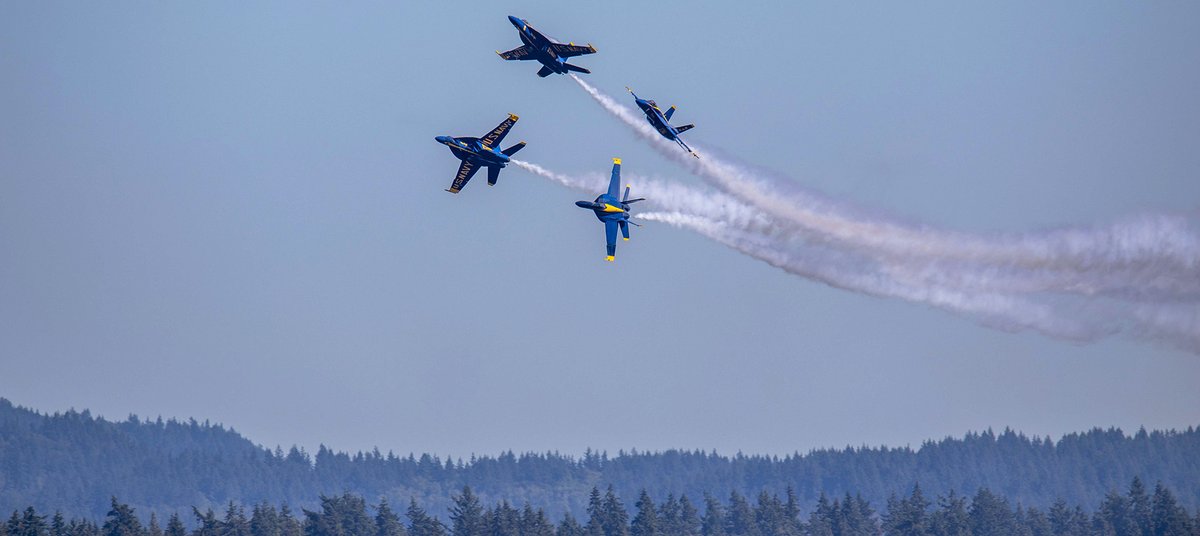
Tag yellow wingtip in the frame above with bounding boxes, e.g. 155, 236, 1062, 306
605, 256, 615, 262
508, 113, 519, 121
613, 157, 622, 165
622, 238, 629, 241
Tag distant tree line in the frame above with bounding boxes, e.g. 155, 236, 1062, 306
3, 398, 1200, 522
3, 477, 1198, 536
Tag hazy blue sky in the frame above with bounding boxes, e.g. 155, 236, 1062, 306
2, 2, 1198, 458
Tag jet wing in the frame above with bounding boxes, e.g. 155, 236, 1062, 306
447, 160, 480, 193
606, 158, 622, 198
481, 114, 519, 147
604, 220, 618, 261
550, 43, 597, 58
497, 45, 535, 60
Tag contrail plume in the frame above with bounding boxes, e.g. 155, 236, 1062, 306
568, 75, 1200, 304
521, 155, 1198, 352
540, 78, 1200, 352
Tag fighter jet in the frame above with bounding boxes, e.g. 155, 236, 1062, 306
575, 158, 645, 262
497, 16, 597, 78
434, 114, 526, 194
626, 87, 697, 158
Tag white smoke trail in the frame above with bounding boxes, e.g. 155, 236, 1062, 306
545, 78, 1200, 352
516, 156, 1129, 343
521, 153, 1198, 350
569, 75, 1200, 303
638, 211, 1122, 343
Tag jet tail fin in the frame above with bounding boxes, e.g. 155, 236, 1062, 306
674, 124, 694, 134
487, 166, 501, 186
563, 63, 590, 74
664, 106, 676, 121
502, 141, 526, 156
537, 65, 554, 77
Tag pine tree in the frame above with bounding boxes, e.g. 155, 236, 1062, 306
630, 490, 659, 536
968, 488, 1015, 536
277, 507, 301, 536
489, 501, 520, 536
221, 503, 250, 536
11, 508, 47, 536
404, 500, 445, 536
601, 487, 629, 536
51, 513, 67, 536
677, 496, 700, 536
1021, 506, 1052, 536
807, 493, 834, 536
838, 494, 878, 536
164, 515, 186, 536
1129, 477, 1152, 536
374, 500, 406, 536
251, 504, 281, 536
520, 504, 554, 536
556, 513, 584, 536
722, 492, 756, 536
193, 509, 220, 536
1047, 500, 1088, 536
855, 494, 881, 536
781, 488, 801, 536
447, 487, 483, 536
147, 515, 162, 536
7, 511, 21, 536
102, 499, 143, 536
1095, 490, 1137, 536
700, 495, 724, 536
1011, 505, 1034, 536
752, 492, 783, 536
68, 521, 98, 536
882, 485, 930, 536
586, 488, 605, 536
659, 495, 680, 536
1150, 482, 1193, 536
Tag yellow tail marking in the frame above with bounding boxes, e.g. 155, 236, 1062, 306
605, 256, 615, 262
613, 157, 622, 165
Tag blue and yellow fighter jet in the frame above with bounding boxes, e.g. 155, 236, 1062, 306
575, 158, 645, 261
434, 114, 527, 194
497, 16, 597, 78
626, 87, 698, 158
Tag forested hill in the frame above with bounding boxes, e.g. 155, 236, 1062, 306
1, 398, 1198, 522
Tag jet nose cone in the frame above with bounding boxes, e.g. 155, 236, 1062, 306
508, 15, 524, 28
435, 135, 452, 144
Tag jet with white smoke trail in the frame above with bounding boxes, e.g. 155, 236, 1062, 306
540, 76, 1200, 353
625, 86, 698, 158
572, 158, 646, 261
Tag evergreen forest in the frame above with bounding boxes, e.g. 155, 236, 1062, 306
2, 398, 1198, 528
4, 480, 1199, 536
